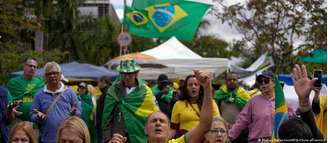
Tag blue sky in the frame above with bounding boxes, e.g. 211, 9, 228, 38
111, 0, 131, 20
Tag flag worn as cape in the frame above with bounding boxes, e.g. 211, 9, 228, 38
214, 84, 252, 110
124, 0, 211, 41
272, 77, 289, 142
102, 78, 159, 143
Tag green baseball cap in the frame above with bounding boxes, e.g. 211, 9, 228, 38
116, 58, 141, 73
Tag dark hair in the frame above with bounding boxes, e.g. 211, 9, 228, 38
24, 57, 37, 64
180, 75, 204, 110
99, 76, 112, 84
225, 71, 237, 79
278, 117, 313, 142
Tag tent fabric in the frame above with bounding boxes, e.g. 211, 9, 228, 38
105, 53, 166, 68
138, 37, 228, 80
138, 58, 228, 80
141, 37, 202, 59
229, 52, 274, 79
278, 74, 327, 86
283, 84, 327, 112
298, 48, 327, 64
12, 62, 118, 80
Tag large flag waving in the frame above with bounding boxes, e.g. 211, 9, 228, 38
124, 0, 212, 41
132, 0, 184, 9
272, 77, 289, 142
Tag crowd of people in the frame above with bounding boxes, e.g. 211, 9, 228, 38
0, 57, 326, 143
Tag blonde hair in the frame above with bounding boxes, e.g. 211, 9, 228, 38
212, 116, 228, 129
56, 116, 90, 143
8, 121, 38, 143
44, 61, 62, 74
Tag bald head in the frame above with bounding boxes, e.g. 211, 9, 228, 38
226, 72, 238, 90
146, 112, 170, 125
145, 112, 171, 143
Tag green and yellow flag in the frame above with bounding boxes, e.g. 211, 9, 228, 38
102, 78, 159, 143
132, 0, 184, 9
272, 77, 289, 142
124, 0, 212, 41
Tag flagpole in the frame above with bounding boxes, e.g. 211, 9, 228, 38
119, 0, 127, 56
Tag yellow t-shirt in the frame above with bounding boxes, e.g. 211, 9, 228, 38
171, 100, 220, 131
315, 94, 327, 139
168, 135, 186, 143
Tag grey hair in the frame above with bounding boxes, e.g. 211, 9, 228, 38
44, 62, 62, 74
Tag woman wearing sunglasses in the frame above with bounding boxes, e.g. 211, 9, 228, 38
228, 70, 295, 142
204, 117, 230, 143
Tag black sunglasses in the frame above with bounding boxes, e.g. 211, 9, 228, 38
257, 78, 271, 85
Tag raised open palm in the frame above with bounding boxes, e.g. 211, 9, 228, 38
292, 64, 316, 100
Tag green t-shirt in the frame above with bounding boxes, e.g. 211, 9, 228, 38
79, 92, 96, 142
152, 84, 173, 102
7, 75, 44, 121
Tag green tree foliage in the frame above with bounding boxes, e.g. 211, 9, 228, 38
211, 0, 327, 73
0, 0, 68, 84
0, 0, 38, 50
72, 16, 119, 65
0, 48, 68, 84
128, 36, 156, 53
185, 36, 232, 58
45, 0, 81, 58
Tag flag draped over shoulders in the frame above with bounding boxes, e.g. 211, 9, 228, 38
102, 78, 159, 143
214, 84, 251, 110
272, 77, 289, 142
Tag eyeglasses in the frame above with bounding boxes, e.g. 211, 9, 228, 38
45, 72, 59, 76
209, 128, 228, 134
257, 78, 270, 85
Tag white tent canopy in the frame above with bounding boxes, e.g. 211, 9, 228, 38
161, 58, 228, 79
138, 58, 228, 80
141, 37, 202, 59
138, 37, 228, 80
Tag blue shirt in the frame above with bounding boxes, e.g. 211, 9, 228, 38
0, 87, 10, 143
30, 85, 81, 143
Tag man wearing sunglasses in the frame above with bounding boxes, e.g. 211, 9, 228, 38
228, 70, 295, 142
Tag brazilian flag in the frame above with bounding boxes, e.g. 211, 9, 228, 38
132, 0, 185, 9
124, 0, 212, 41
272, 77, 289, 142
102, 78, 159, 143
